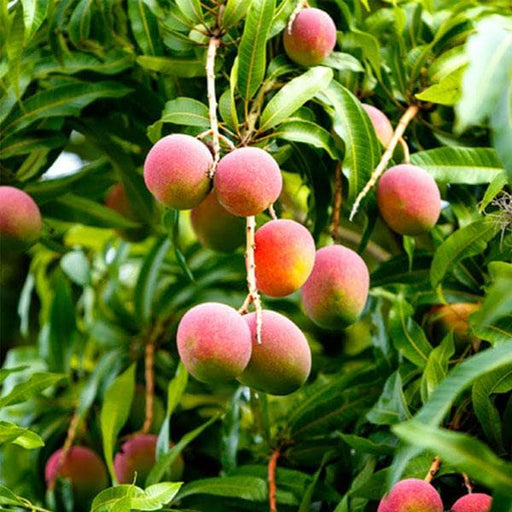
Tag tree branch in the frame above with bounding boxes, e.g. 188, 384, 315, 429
206, 35, 221, 177
424, 456, 442, 483
268, 449, 280, 512
141, 341, 155, 434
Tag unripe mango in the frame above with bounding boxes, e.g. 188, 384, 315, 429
214, 147, 282, 217
451, 493, 492, 512
105, 183, 149, 242
255, 219, 316, 297
283, 8, 337, 67
238, 310, 311, 395
0, 186, 42, 252
177, 302, 252, 383
301, 245, 369, 329
45, 446, 108, 510
361, 104, 394, 146
190, 191, 245, 252
377, 478, 443, 512
114, 434, 184, 485
377, 164, 441, 236
143, 134, 212, 209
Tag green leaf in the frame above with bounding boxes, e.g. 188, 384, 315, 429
0, 484, 24, 506
128, 0, 162, 56
68, 0, 93, 48
366, 371, 411, 425
338, 434, 395, 456
60, 250, 91, 286
177, 476, 267, 501
410, 147, 504, 184
100, 364, 136, 483
148, 97, 210, 142
317, 81, 381, 206
134, 236, 171, 325
273, 120, 342, 160
420, 335, 455, 402
490, 79, 512, 184
175, 0, 203, 25
0, 421, 44, 449
237, 0, 275, 100
136, 56, 205, 77
91, 485, 140, 512
430, 216, 502, 289
393, 423, 512, 496
388, 296, 433, 368
21, 0, 49, 40
222, 0, 249, 29
147, 414, 219, 485
131, 482, 183, 510
259, 67, 333, 131
0, 372, 66, 408
321, 52, 364, 73
0, 81, 132, 137
415, 67, 464, 106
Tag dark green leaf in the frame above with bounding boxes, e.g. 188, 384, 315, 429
367, 371, 411, 425
136, 56, 205, 77
128, 0, 162, 56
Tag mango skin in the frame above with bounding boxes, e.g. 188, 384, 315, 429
177, 302, 252, 384
361, 104, 394, 146
190, 191, 246, 252
377, 164, 441, 236
45, 446, 108, 510
0, 186, 42, 252
283, 8, 337, 67
114, 434, 184, 485
238, 310, 311, 396
214, 147, 282, 217
105, 183, 150, 242
377, 478, 443, 512
255, 219, 316, 297
427, 302, 481, 350
451, 493, 492, 512
143, 134, 213, 210
301, 245, 369, 329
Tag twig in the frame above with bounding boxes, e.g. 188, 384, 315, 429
243, 216, 262, 344
399, 137, 410, 164
268, 204, 278, 220
462, 473, 473, 493
141, 341, 155, 434
331, 162, 343, 242
268, 449, 280, 512
424, 456, 442, 483
349, 105, 419, 221
53, 409, 81, 487
206, 35, 221, 178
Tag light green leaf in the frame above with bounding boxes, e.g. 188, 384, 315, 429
410, 147, 504, 184
0, 372, 66, 408
237, 0, 275, 100
259, 66, 333, 131
21, 0, 49, 40
321, 52, 364, 73
0, 484, 24, 506
132, 482, 182, 510
175, 0, 203, 25
0, 421, 44, 449
100, 364, 136, 483
430, 216, 501, 289
317, 81, 381, 206
415, 67, 464, 106
393, 423, 512, 495
420, 335, 454, 401
177, 476, 267, 501
490, 79, 512, 184
222, 0, 249, 29
136, 56, 205, 77
91, 485, 140, 512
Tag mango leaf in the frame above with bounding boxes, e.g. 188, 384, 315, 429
415, 67, 464, 106
148, 97, 210, 142
0, 421, 44, 449
60, 250, 90, 287
131, 482, 182, 510
259, 66, 333, 131
134, 236, 171, 325
0, 133, 68, 159
128, 0, 162, 56
0, 484, 24, 506
91, 485, 139, 512
177, 476, 267, 501
388, 296, 433, 368
68, 0, 93, 48
316, 81, 381, 206
0, 81, 132, 137
393, 423, 512, 496
147, 414, 219, 485
273, 120, 342, 160
0, 372, 66, 408
21, 0, 49, 40
268, 0, 295, 39
237, 0, 275, 100
338, 434, 395, 456
321, 52, 364, 72
222, 0, 249, 29
366, 372, 411, 425
472, 317, 512, 346
491, 80, 512, 185
100, 364, 136, 483
430, 216, 502, 289
136, 56, 205, 77
410, 147, 504, 184
175, 0, 203, 25
420, 335, 454, 402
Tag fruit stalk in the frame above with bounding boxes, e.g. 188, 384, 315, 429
53, 409, 81, 488
142, 341, 155, 434
349, 104, 419, 221
424, 456, 442, 483
206, 35, 221, 177
268, 448, 280, 512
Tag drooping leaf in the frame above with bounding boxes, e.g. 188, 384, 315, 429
0, 372, 66, 408
0, 421, 44, 449
20, 0, 49, 40
177, 476, 267, 501
68, 0, 93, 48
367, 371, 411, 425
128, 0, 162, 56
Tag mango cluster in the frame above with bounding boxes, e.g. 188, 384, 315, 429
377, 478, 492, 512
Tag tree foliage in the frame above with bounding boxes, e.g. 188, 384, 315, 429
1, 0, 511, 511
